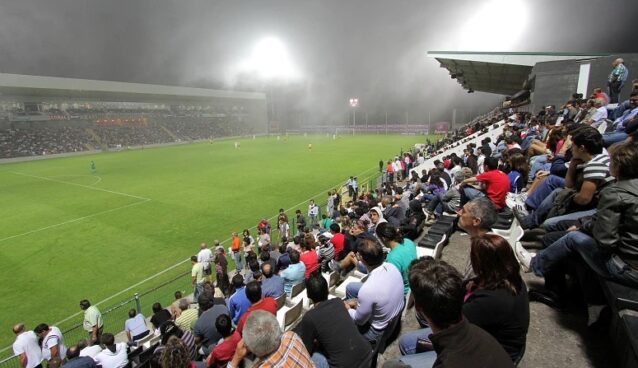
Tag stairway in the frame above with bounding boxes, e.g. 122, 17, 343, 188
160, 125, 180, 141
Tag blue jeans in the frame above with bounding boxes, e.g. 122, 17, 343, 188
541, 209, 597, 231
398, 328, 437, 367
346, 281, 363, 300
574, 240, 638, 288
525, 175, 565, 210
603, 131, 628, 147
531, 231, 597, 277
193, 282, 204, 302
426, 193, 445, 214
231, 251, 243, 272
528, 155, 549, 182
311, 352, 329, 368
522, 187, 562, 229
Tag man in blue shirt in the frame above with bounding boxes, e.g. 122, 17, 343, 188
280, 249, 306, 296
260, 263, 285, 298
227, 274, 251, 325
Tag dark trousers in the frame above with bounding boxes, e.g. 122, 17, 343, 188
608, 80, 623, 104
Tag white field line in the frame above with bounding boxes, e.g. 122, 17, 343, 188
11, 172, 150, 200
49, 175, 103, 186
0, 199, 150, 243
44, 165, 379, 329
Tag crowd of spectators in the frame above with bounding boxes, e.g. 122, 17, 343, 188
0, 116, 257, 158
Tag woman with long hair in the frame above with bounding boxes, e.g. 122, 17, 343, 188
399, 234, 529, 364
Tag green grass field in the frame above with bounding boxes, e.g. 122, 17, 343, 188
0, 134, 428, 351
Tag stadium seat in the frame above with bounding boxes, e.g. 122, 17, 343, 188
332, 272, 368, 299
274, 293, 286, 311
127, 346, 143, 366
417, 233, 447, 260
618, 310, 638, 368
277, 298, 303, 331
601, 279, 638, 313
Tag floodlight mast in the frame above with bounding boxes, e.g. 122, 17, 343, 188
349, 98, 359, 133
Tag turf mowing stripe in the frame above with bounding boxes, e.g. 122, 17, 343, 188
0, 199, 151, 243
11, 171, 151, 201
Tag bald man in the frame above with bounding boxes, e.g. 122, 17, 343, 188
12, 324, 43, 368
260, 263, 285, 298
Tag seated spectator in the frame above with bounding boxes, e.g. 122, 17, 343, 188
275, 243, 291, 272
63, 345, 96, 368
124, 309, 150, 342
174, 300, 198, 332
260, 263, 285, 298
236, 281, 277, 334
159, 336, 193, 368
294, 274, 372, 368
602, 92, 638, 147
316, 232, 335, 272
77, 340, 101, 361
391, 259, 513, 367
376, 223, 417, 295
226, 311, 313, 368
260, 251, 277, 272
400, 234, 529, 362
515, 126, 613, 231
516, 142, 638, 315
206, 315, 241, 368
344, 239, 405, 345
94, 333, 127, 368
506, 152, 528, 193
424, 169, 468, 222
329, 223, 345, 259
150, 303, 172, 331
244, 261, 261, 284
192, 293, 230, 354
34, 324, 67, 366
459, 157, 510, 210
228, 274, 251, 325
153, 322, 196, 362
281, 249, 306, 296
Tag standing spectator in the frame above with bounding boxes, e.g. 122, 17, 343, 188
94, 334, 127, 368
150, 303, 172, 331
230, 232, 243, 272
242, 230, 255, 254
226, 311, 314, 368
34, 324, 67, 366
257, 228, 271, 253
278, 218, 290, 243
308, 200, 319, 229
228, 274, 251, 325
124, 309, 150, 342
608, 58, 630, 103
197, 243, 213, 282
12, 323, 43, 368
80, 300, 103, 344
352, 177, 359, 199
277, 208, 288, 225
326, 191, 335, 219
295, 209, 306, 236
213, 245, 229, 295
346, 176, 354, 198
190, 256, 204, 301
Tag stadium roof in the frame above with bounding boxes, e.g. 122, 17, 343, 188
0, 73, 266, 103
427, 51, 609, 95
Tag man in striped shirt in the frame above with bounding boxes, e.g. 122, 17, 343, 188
515, 126, 613, 231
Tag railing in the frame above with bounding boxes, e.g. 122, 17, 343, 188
0, 270, 191, 368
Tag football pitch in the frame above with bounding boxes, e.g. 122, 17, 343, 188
0, 134, 430, 350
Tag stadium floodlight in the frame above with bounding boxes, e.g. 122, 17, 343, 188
234, 36, 302, 82
349, 98, 359, 108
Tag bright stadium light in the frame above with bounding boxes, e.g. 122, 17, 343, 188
454, 0, 529, 51
234, 36, 302, 82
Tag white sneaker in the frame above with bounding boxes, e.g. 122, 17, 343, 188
514, 242, 533, 272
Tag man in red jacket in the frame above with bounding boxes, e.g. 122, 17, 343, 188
236, 281, 277, 335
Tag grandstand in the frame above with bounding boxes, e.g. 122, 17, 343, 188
4, 51, 638, 368
0, 73, 268, 160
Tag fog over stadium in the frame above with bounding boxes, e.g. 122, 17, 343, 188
0, 0, 635, 125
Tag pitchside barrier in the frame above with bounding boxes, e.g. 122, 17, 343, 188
0, 164, 386, 368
